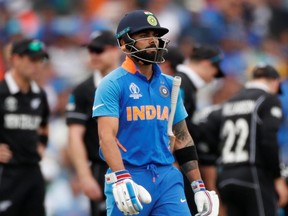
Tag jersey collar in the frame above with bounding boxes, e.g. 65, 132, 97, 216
5, 72, 40, 94
245, 81, 270, 93
176, 64, 205, 89
121, 56, 137, 74
93, 70, 103, 88
121, 56, 162, 78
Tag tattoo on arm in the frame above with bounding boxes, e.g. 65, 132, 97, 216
181, 161, 199, 174
173, 120, 199, 175
174, 120, 194, 147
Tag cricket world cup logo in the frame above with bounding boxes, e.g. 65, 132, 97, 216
129, 83, 142, 99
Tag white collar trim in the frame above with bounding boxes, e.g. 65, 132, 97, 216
93, 70, 103, 88
5, 72, 40, 94
245, 81, 269, 92
176, 64, 206, 89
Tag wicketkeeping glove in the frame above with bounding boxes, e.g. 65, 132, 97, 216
105, 170, 152, 215
192, 180, 219, 216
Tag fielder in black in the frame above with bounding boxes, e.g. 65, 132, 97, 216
65, 30, 121, 216
0, 39, 50, 216
175, 44, 224, 143
197, 64, 288, 216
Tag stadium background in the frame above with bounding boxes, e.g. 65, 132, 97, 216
0, 0, 287, 215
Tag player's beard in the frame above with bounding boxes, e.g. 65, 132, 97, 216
133, 46, 166, 65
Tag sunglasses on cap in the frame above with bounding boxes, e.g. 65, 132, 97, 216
88, 46, 106, 54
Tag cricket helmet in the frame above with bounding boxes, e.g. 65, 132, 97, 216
116, 10, 169, 64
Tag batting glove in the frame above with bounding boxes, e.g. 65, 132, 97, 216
105, 170, 152, 215
192, 180, 219, 216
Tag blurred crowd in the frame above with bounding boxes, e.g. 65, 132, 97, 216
1, 0, 288, 215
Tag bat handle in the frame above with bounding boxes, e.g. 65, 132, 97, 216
168, 76, 182, 152
167, 76, 182, 135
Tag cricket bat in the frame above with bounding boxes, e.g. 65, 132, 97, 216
167, 76, 182, 153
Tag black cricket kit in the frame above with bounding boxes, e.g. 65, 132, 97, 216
0, 73, 49, 216
66, 73, 106, 166
208, 84, 282, 216
66, 73, 108, 216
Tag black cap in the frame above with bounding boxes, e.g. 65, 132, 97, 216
252, 63, 282, 94
190, 45, 225, 78
165, 47, 185, 71
11, 38, 49, 60
116, 10, 169, 39
252, 63, 280, 79
85, 30, 117, 50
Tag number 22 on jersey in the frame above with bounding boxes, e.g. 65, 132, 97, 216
221, 118, 249, 164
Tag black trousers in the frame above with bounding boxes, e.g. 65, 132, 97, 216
0, 164, 45, 216
217, 166, 278, 216
90, 162, 108, 216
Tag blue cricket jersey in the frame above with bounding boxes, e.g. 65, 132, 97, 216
92, 57, 187, 166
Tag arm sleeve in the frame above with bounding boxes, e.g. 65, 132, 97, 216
196, 107, 222, 165
177, 74, 197, 139
66, 87, 88, 125
40, 90, 50, 127
92, 78, 121, 118
174, 90, 188, 124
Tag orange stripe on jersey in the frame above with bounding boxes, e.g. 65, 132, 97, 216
121, 56, 137, 74
116, 138, 127, 152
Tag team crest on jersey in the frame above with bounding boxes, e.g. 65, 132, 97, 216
4, 96, 18, 111
271, 106, 282, 118
31, 98, 41, 109
129, 83, 142, 99
159, 85, 169, 97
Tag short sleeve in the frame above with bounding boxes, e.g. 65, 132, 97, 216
173, 90, 188, 124
92, 78, 121, 118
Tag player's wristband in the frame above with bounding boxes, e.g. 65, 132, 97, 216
191, 180, 206, 193
105, 170, 132, 184
174, 145, 198, 166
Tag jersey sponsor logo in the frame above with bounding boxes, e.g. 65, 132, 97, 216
222, 100, 255, 116
159, 85, 169, 97
4, 114, 42, 130
129, 83, 142, 99
271, 106, 282, 118
126, 105, 168, 121
4, 96, 17, 112
92, 104, 104, 111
